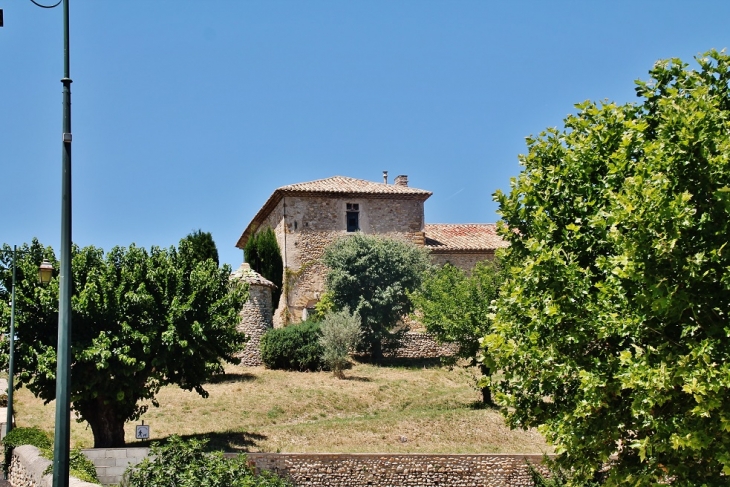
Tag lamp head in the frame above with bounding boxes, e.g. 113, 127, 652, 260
38, 259, 53, 285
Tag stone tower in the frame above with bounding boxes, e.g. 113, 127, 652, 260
231, 263, 276, 366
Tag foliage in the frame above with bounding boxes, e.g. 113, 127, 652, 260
245, 227, 283, 309
3, 427, 99, 484
319, 308, 362, 378
180, 229, 219, 266
0, 234, 248, 448
260, 321, 324, 371
124, 435, 292, 487
486, 50, 730, 486
311, 291, 335, 322
323, 234, 431, 361
410, 258, 505, 404
3, 426, 52, 468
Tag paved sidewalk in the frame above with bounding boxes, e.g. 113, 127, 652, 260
0, 479, 11, 486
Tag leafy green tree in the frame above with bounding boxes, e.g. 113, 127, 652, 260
319, 308, 361, 379
323, 234, 431, 362
485, 50, 730, 486
180, 229, 219, 266
0, 235, 248, 448
244, 227, 283, 309
410, 258, 504, 405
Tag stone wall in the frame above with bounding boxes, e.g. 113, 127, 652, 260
237, 284, 274, 366
68, 449, 549, 487
429, 251, 495, 272
82, 447, 149, 486
240, 453, 550, 487
9, 444, 99, 487
390, 331, 459, 359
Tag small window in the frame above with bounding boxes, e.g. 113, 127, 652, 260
346, 203, 359, 232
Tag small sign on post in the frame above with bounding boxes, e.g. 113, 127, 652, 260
135, 420, 149, 440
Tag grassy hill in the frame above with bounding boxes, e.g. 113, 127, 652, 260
14, 359, 550, 454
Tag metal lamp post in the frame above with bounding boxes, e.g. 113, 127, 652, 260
3, 250, 54, 443
53, 0, 73, 486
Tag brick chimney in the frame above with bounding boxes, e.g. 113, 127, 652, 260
383, 171, 388, 184
394, 175, 408, 187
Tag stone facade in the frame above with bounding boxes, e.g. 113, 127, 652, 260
429, 251, 496, 271
231, 263, 276, 366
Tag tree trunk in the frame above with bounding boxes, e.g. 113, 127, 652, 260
479, 363, 494, 406
371, 339, 383, 364
83, 399, 127, 448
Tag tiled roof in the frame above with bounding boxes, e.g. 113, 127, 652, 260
236, 176, 431, 249
230, 263, 276, 288
424, 224, 507, 252
278, 176, 432, 196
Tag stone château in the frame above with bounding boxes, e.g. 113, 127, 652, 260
235, 173, 507, 326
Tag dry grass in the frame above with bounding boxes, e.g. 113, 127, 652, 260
13, 359, 550, 454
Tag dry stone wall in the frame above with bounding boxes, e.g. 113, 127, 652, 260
241, 453, 550, 487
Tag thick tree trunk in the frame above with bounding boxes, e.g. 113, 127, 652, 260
479, 363, 494, 406
83, 399, 127, 448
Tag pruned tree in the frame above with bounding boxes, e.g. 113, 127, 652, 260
410, 258, 504, 405
0, 233, 248, 448
322, 234, 431, 362
485, 50, 730, 485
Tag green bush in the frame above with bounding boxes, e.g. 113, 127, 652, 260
319, 308, 361, 378
3, 427, 99, 484
260, 321, 324, 371
124, 435, 291, 487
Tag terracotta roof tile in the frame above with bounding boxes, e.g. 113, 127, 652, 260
424, 223, 507, 252
278, 176, 432, 196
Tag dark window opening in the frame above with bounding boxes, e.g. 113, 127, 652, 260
347, 203, 360, 232
347, 212, 359, 232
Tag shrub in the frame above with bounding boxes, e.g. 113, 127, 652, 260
124, 435, 291, 487
260, 321, 324, 371
319, 309, 361, 378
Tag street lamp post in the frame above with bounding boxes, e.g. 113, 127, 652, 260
53, 0, 73, 486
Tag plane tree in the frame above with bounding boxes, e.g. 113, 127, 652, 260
0, 233, 248, 448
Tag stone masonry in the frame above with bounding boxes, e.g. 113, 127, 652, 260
231, 263, 276, 366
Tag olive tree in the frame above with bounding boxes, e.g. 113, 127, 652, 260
485, 51, 730, 486
0, 233, 248, 448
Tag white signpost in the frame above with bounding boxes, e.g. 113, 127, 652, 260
135, 421, 150, 440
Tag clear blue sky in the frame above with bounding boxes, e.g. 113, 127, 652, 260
2, 1, 729, 269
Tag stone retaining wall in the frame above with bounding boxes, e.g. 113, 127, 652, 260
70, 449, 548, 486
9, 444, 99, 487
390, 332, 459, 359
240, 453, 549, 487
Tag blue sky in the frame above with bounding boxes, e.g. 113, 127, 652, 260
2, 1, 730, 269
